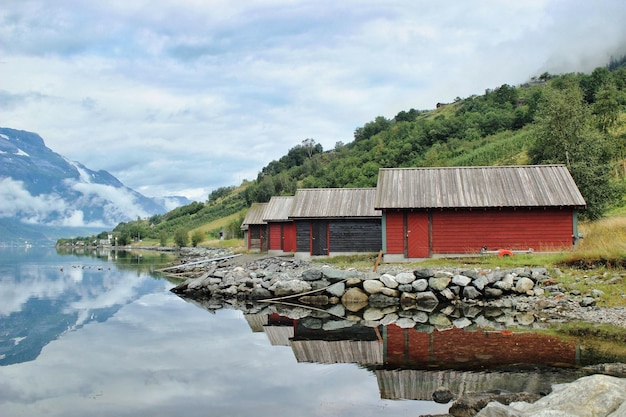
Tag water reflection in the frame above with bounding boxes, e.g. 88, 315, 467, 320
189, 298, 626, 402
0, 247, 174, 365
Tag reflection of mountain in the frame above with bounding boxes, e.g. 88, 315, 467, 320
241, 310, 622, 402
0, 249, 165, 366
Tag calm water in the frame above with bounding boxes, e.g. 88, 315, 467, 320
0, 247, 454, 416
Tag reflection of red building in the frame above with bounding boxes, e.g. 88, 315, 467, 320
384, 325, 578, 370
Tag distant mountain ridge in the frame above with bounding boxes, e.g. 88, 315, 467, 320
0, 127, 190, 244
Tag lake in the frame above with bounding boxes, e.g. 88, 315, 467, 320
1, 247, 623, 417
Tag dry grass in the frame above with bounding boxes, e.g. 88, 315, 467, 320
560, 216, 626, 268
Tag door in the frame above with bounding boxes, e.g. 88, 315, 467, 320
282, 222, 297, 252
407, 212, 429, 258
311, 221, 329, 256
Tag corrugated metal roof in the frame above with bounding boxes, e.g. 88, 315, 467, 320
240, 203, 268, 229
290, 188, 381, 219
374, 165, 586, 209
263, 196, 294, 222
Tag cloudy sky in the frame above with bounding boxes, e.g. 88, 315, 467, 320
2, 1, 626, 201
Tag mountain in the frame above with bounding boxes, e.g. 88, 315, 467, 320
0, 127, 190, 244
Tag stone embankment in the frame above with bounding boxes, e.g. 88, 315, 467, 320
168, 254, 626, 329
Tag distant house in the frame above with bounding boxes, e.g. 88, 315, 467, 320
240, 203, 268, 252
289, 188, 382, 259
374, 165, 586, 261
263, 196, 296, 256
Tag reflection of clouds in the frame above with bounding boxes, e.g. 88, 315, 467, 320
0, 267, 69, 316
0, 293, 448, 416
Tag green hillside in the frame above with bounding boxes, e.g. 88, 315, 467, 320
60, 59, 626, 247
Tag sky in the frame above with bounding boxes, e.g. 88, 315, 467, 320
2, 0, 626, 202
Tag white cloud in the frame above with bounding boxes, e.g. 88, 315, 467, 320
1, 0, 625, 200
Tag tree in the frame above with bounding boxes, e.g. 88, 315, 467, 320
191, 230, 204, 247
173, 228, 189, 247
529, 82, 617, 220
159, 231, 168, 247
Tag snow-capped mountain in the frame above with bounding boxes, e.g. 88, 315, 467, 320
0, 127, 190, 243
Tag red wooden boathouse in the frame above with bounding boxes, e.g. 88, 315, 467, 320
374, 165, 586, 261
263, 196, 296, 255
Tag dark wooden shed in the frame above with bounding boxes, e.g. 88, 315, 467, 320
263, 196, 296, 255
240, 202, 268, 252
374, 165, 586, 260
289, 188, 382, 259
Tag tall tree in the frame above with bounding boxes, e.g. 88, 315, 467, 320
529, 81, 616, 220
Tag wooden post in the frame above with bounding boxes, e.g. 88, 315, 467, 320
373, 250, 383, 272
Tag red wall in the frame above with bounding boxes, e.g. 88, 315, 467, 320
268, 223, 282, 250
431, 208, 574, 253
283, 222, 296, 252
385, 210, 405, 254
386, 326, 577, 369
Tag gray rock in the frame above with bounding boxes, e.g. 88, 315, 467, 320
395, 272, 416, 284
369, 293, 399, 308
398, 284, 414, 292
300, 268, 323, 281
412, 278, 429, 292
476, 374, 626, 417
452, 274, 472, 287
485, 287, 503, 298
429, 313, 452, 329
363, 308, 385, 321
322, 268, 359, 282
429, 276, 451, 291
326, 282, 345, 297
272, 279, 312, 296
432, 387, 455, 404
440, 288, 456, 301
363, 279, 384, 294
415, 291, 439, 312
515, 277, 535, 294
380, 273, 399, 288
248, 287, 272, 300
395, 317, 416, 328
473, 275, 490, 291
580, 296, 596, 307
322, 320, 354, 331
463, 286, 482, 300
381, 287, 400, 297
453, 317, 473, 329
414, 268, 434, 279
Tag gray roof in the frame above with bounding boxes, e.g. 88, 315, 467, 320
290, 188, 381, 219
374, 165, 586, 209
263, 196, 295, 222
240, 203, 268, 229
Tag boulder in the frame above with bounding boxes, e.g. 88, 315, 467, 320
476, 374, 626, 417
380, 273, 399, 288
326, 282, 346, 297
414, 268, 434, 279
272, 279, 312, 296
395, 272, 416, 284
452, 274, 472, 287
416, 291, 440, 312
363, 279, 385, 294
412, 278, 429, 292
515, 277, 535, 294
429, 276, 452, 291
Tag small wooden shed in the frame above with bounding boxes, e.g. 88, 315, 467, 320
374, 165, 586, 261
289, 188, 382, 259
240, 202, 268, 252
263, 196, 296, 255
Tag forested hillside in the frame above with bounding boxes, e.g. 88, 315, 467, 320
66, 58, 626, 246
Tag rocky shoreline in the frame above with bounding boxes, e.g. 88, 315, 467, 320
164, 248, 626, 416
166, 249, 626, 329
